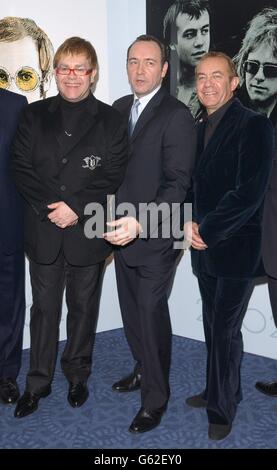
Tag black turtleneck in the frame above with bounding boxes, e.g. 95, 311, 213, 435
59, 93, 90, 147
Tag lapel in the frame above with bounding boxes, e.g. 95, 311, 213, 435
197, 120, 206, 156
196, 98, 242, 173
48, 93, 99, 156
130, 87, 166, 142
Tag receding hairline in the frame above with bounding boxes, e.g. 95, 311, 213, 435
127, 35, 167, 65
128, 40, 163, 58
196, 52, 238, 78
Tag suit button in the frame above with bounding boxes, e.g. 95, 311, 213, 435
62, 158, 68, 164
60, 185, 66, 191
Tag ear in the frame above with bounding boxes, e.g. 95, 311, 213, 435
161, 61, 168, 79
91, 68, 97, 83
230, 76, 240, 92
54, 69, 59, 83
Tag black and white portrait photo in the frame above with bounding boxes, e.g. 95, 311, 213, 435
163, 0, 211, 118
234, 7, 277, 125
147, 0, 277, 124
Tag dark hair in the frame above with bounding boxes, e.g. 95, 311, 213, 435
127, 34, 167, 66
196, 51, 238, 78
163, 0, 210, 44
54, 36, 98, 69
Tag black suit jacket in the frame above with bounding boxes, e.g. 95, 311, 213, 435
113, 87, 196, 266
11, 93, 128, 266
0, 89, 27, 254
191, 98, 274, 278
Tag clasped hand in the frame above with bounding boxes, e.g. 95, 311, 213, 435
47, 201, 78, 229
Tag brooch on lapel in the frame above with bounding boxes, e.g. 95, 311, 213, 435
82, 155, 101, 171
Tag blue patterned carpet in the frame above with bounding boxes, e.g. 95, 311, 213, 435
0, 328, 277, 450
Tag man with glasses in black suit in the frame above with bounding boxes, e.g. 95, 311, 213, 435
12, 37, 127, 418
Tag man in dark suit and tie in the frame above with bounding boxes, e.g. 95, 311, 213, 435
104, 34, 196, 433
185, 51, 274, 440
11, 37, 128, 418
0, 88, 27, 404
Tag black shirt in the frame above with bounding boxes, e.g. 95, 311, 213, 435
204, 98, 234, 149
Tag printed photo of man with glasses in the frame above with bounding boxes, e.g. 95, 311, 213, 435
0, 17, 54, 102
235, 7, 277, 125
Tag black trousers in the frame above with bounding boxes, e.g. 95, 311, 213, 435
267, 276, 277, 328
0, 249, 25, 380
114, 251, 174, 411
198, 272, 254, 425
26, 252, 104, 393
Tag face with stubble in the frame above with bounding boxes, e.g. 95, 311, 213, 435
127, 40, 168, 97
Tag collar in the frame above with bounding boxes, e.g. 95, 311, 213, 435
48, 91, 97, 115
205, 97, 235, 127
133, 85, 161, 117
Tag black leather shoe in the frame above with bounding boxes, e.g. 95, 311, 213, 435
208, 423, 232, 441
112, 372, 141, 392
129, 406, 165, 433
186, 391, 207, 408
68, 382, 89, 407
14, 387, 51, 418
0, 379, 20, 404
255, 381, 277, 397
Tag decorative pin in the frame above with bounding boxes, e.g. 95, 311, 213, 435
65, 130, 72, 137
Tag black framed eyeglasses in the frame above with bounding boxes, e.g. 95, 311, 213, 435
244, 60, 277, 79
55, 66, 93, 76
0, 66, 41, 92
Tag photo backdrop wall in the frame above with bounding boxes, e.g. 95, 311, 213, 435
1, 0, 276, 360
0, 0, 146, 348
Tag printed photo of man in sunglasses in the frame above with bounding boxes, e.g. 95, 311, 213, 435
0, 16, 54, 103
235, 7, 277, 125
